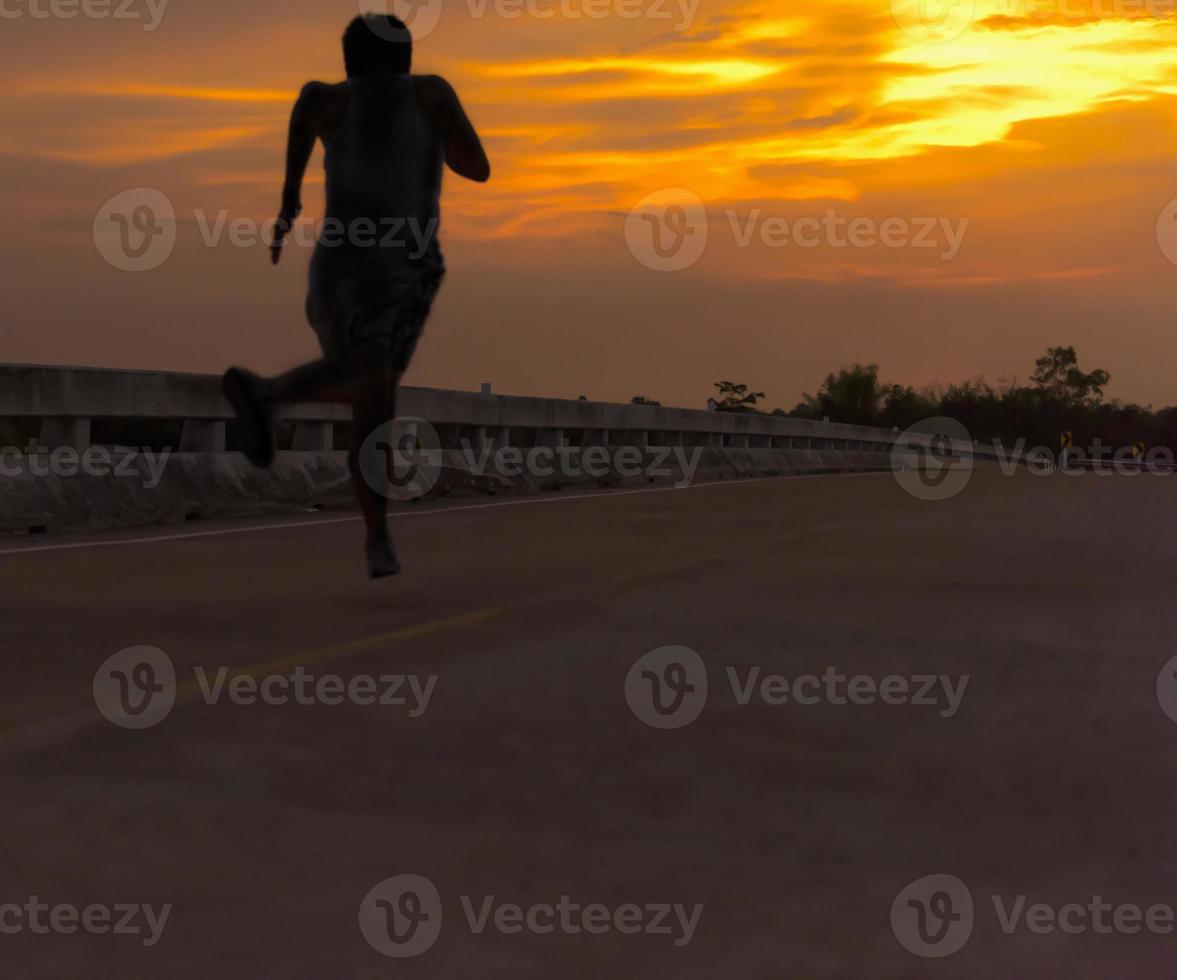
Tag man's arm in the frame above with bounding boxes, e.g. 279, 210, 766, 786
272, 82, 338, 265
420, 75, 490, 183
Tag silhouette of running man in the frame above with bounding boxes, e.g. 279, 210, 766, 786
221, 14, 489, 579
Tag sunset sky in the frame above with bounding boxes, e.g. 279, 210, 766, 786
3, 0, 1177, 410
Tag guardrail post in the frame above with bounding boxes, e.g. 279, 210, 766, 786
180, 419, 226, 453
537, 428, 563, 449
38, 417, 90, 451
293, 421, 334, 451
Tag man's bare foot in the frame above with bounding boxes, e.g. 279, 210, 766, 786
221, 367, 276, 469
366, 538, 401, 579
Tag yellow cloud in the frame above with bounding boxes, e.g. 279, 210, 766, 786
479, 55, 782, 84
21, 81, 294, 103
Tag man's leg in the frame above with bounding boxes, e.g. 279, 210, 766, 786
350, 354, 401, 578
270, 349, 382, 405
222, 349, 387, 467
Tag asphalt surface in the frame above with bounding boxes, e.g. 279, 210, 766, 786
2, 466, 1177, 977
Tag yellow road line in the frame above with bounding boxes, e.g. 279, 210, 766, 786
175, 607, 502, 698
3, 607, 502, 757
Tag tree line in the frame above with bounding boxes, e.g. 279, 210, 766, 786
677, 348, 1175, 451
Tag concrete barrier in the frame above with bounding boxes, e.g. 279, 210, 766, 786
0, 364, 1006, 535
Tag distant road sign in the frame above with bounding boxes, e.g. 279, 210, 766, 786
1132, 441, 1147, 459
1059, 431, 1073, 449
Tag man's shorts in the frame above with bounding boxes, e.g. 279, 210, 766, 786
306, 241, 445, 373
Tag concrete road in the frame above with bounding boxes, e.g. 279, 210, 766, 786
2, 466, 1177, 977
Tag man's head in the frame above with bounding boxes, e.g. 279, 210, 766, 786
343, 14, 412, 77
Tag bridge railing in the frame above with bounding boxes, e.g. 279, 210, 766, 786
0, 364, 996, 460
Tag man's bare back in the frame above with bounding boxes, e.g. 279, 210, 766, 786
272, 73, 489, 264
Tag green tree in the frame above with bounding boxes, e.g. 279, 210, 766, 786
1031, 346, 1110, 407
713, 380, 765, 413
800, 363, 883, 426
879, 383, 938, 430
